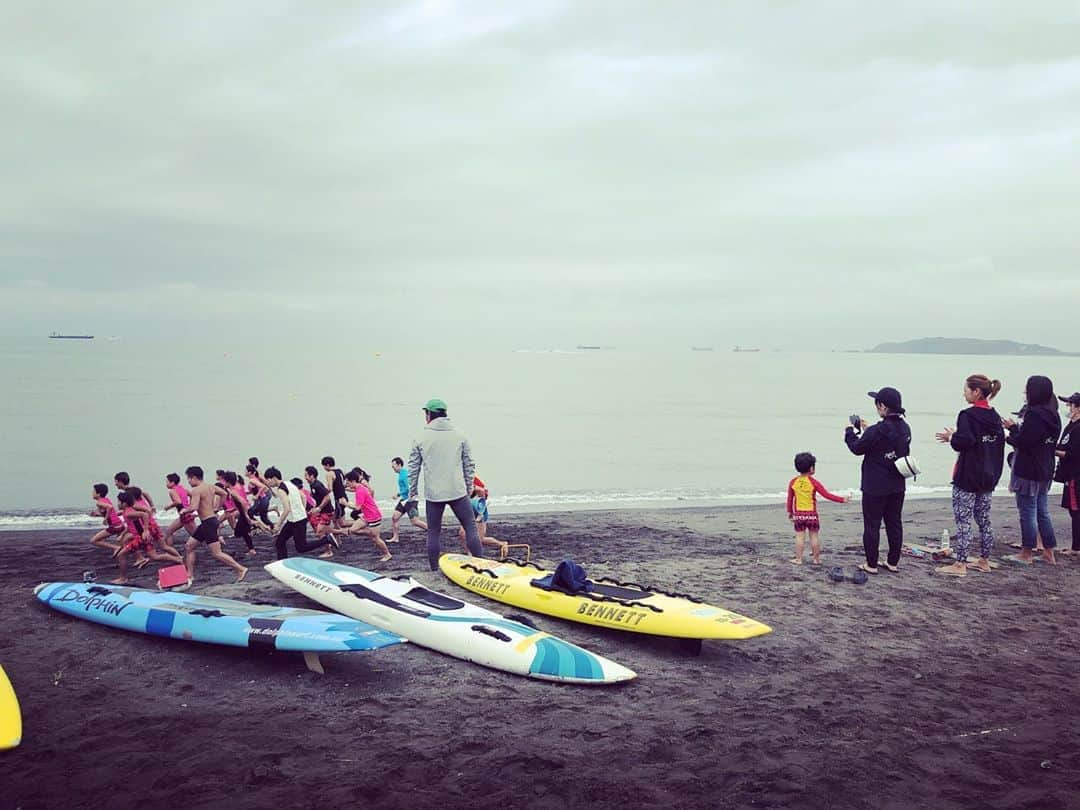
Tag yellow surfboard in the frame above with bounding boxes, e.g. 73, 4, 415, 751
0, 665, 22, 750
439, 554, 771, 640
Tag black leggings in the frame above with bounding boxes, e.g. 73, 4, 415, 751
1071, 509, 1080, 552
426, 497, 483, 571
250, 495, 273, 530
274, 519, 330, 560
235, 513, 254, 551
862, 491, 905, 568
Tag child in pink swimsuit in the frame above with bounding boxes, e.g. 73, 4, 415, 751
164, 473, 197, 545
344, 470, 392, 563
111, 491, 182, 584
89, 483, 124, 552
226, 472, 256, 557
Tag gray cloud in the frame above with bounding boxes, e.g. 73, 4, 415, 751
2, 1, 1079, 348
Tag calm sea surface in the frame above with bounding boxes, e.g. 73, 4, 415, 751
1, 337, 1075, 526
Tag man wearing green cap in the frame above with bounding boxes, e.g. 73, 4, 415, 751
408, 398, 485, 569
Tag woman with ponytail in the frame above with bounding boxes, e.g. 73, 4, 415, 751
935, 375, 1006, 576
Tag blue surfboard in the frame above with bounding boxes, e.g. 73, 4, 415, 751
34, 583, 405, 672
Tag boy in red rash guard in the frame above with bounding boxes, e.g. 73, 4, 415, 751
787, 452, 848, 566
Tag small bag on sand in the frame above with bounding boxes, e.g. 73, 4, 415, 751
157, 565, 189, 590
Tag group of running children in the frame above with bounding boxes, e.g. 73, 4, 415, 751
86, 457, 503, 587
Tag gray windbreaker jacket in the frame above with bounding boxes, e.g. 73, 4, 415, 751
407, 417, 476, 502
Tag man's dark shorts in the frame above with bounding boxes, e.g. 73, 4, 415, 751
394, 499, 419, 520
193, 516, 220, 544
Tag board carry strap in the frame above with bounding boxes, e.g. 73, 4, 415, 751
460, 563, 497, 578
528, 579, 664, 613
471, 625, 512, 643
591, 576, 704, 603
189, 609, 225, 618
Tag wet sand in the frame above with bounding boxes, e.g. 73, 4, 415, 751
2, 499, 1079, 809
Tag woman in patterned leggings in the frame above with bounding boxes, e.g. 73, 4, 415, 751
935, 374, 1006, 576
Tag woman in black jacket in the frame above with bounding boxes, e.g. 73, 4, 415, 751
845, 386, 912, 574
1004, 375, 1061, 564
934, 374, 1005, 576
1056, 392, 1080, 555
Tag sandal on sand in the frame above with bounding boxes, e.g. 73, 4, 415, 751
828, 566, 845, 583
935, 564, 966, 577
880, 563, 899, 573
1002, 554, 1034, 566
851, 569, 869, 585
858, 563, 878, 575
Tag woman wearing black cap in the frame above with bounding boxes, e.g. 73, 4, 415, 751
1003, 375, 1061, 564
844, 387, 913, 574
1055, 392, 1080, 555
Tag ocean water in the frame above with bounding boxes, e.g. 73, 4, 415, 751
1, 337, 1074, 528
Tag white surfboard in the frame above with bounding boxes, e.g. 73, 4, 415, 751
265, 558, 635, 685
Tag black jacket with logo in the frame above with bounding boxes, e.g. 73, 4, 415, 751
950, 405, 1006, 493
1006, 404, 1062, 483
845, 414, 912, 496
1056, 420, 1080, 483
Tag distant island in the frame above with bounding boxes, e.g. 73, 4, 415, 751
868, 337, 1077, 357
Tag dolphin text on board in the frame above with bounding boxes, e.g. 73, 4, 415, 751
56, 589, 131, 617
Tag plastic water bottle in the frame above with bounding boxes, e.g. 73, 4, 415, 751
940, 530, 951, 553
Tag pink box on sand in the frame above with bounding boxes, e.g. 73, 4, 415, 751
158, 565, 189, 590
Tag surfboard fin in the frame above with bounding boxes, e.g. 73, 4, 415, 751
677, 638, 703, 657
303, 652, 325, 675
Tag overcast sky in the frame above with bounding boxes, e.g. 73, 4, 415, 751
2, 1, 1079, 349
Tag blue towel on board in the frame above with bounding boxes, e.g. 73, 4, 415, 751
551, 560, 591, 594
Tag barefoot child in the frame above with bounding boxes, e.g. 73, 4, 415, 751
89, 483, 124, 551
111, 491, 182, 584
458, 481, 506, 557
304, 466, 339, 551
245, 462, 274, 533
120, 482, 170, 555
345, 470, 392, 562
163, 473, 197, 547
389, 457, 427, 543
786, 452, 847, 566
217, 472, 256, 557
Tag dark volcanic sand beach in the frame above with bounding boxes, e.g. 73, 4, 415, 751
2, 500, 1079, 809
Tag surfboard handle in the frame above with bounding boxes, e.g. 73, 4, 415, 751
471, 625, 512, 643
303, 652, 325, 675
